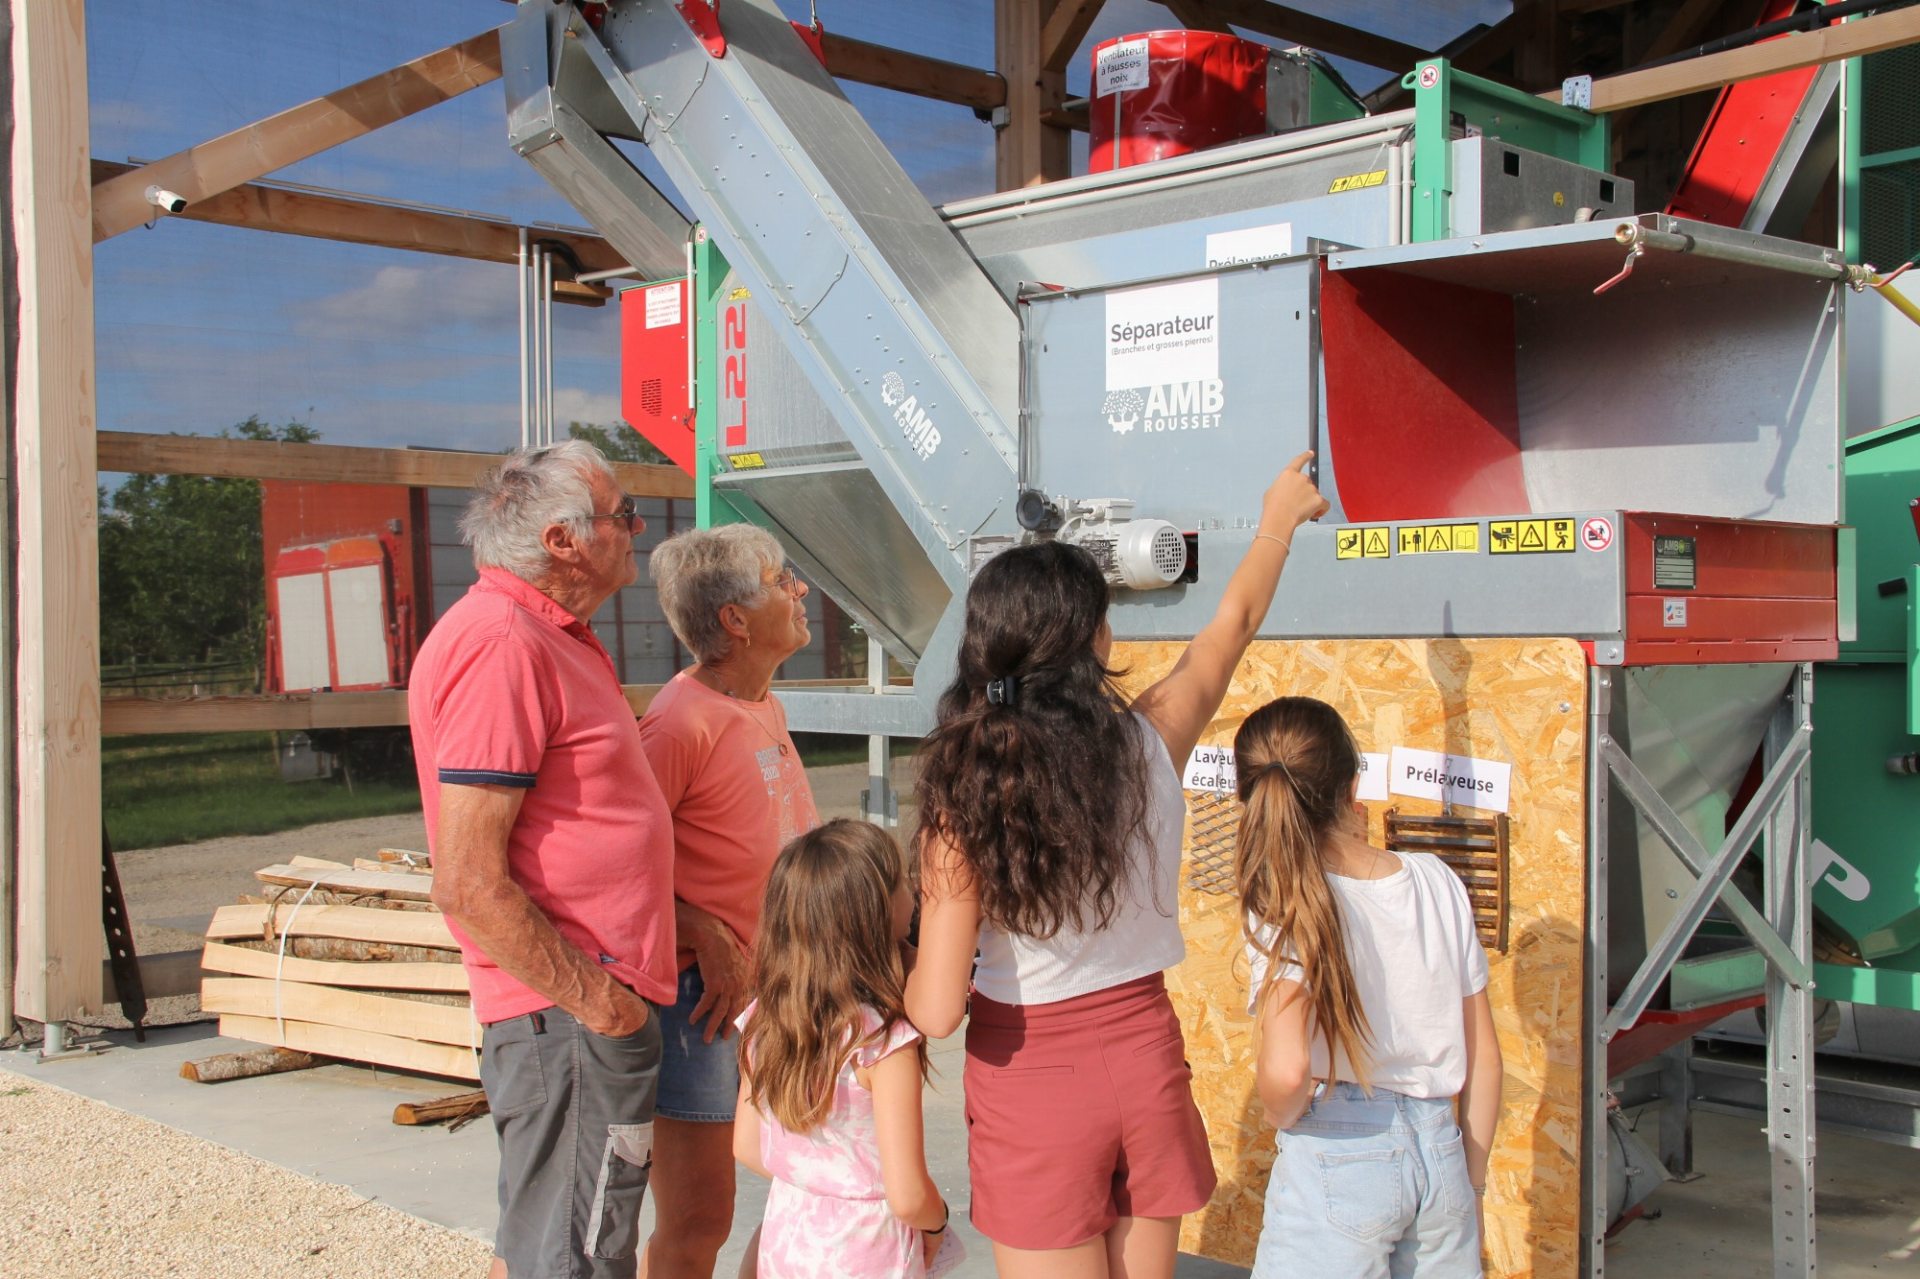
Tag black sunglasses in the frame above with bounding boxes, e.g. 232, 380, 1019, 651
587, 495, 644, 533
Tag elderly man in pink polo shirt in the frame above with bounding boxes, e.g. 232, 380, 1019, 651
409, 440, 676, 1279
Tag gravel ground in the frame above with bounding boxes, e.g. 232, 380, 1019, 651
0, 1075, 493, 1279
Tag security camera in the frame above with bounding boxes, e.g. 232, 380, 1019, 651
145, 185, 187, 215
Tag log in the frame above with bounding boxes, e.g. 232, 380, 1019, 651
255, 864, 435, 902
219, 934, 461, 966
201, 977, 477, 1046
210, 902, 458, 949
355, 857, 431, 876
393, 1090, 491, 1126
218, 1013, 480, 1082
180, 1046, 322, 1083
200, 941, 469, 992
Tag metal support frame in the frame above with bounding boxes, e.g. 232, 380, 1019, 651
1585, 664, 1818, 1278
1583, 668, 1612, 1278
1765, 665, 1817, 1275
859, 636, 898, 828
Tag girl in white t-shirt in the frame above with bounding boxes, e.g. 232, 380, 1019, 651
1234, 697, 1504, 1279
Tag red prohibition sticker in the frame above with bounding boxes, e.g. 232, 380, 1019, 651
1581, 516, 1615, 552
1418, 65, 1440, 89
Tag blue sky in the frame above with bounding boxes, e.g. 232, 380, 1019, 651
87, 0, 1506, 454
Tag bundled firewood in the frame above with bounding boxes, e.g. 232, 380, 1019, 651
193, 853, 481, 1084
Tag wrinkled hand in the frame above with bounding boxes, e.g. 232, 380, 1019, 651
582, 984, 652, 1039
690, 924, 752, 1044
1260, 451, 1330, 535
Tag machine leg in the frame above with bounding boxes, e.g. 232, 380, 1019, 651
860, 637, 897, 828
1657, 1043, 1696, 1178
1583, 669, 1613, 1278
1764, 666, 1816, 1277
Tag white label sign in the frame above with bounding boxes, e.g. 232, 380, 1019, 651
1205, 223, 1295, 269
1388, 746, 1512, 814
1106, 278, 1219, 392
1184, 743, 1236, 793
644, 283, 681, 329
1357, 752, 1389, 802
1096, 37, 1150, 96
1663, 598, 1688, 628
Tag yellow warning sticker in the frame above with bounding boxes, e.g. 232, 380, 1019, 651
727, 452, 767, 470
1489, 517, 1577, 555
1396, 523, 1480, 555
1335, 526, 1394, 560
1329, 169, 1389, 194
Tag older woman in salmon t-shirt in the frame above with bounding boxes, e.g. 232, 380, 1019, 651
636, 523, 820, 1279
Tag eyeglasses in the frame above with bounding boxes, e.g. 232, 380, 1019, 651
772, 565, 802, 596
587, 496, 644, 534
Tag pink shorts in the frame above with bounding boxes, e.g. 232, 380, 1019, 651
963, 972, 1217, 1250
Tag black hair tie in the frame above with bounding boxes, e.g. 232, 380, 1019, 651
985, 676, 1020, 707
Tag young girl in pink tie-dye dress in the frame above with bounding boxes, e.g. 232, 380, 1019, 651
734, 819, 962, 1278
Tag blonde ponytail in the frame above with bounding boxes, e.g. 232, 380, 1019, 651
1234, 698, 1375, 1088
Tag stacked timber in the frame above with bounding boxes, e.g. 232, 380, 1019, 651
197, 853, 480, 1082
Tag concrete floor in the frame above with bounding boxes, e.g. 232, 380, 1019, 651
6, 1021, 1918, 1277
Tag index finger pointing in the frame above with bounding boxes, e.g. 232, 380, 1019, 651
1287, 450, 1315, 473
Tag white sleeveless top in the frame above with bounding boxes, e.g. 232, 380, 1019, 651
971, 713, 1187, 1005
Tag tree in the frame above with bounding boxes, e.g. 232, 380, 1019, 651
99, 416, 318, 671
566, 419, 673, 466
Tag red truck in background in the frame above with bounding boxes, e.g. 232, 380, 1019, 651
262, 477, 845, 695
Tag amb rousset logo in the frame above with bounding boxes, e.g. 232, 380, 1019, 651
879, 372, 941, 460
1102, 379, 1226, 435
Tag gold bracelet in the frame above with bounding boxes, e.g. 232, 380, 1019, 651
1254, 531, 1291, 553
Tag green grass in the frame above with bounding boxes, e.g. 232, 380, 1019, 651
103, 732, 421, 851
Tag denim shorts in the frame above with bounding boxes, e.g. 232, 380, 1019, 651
1252, 1082, 1482, 1279
654, 965, 742, 1123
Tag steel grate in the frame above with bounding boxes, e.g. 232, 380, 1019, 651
1184, 791, 1239, 895
1862, 45, 1920, 157
1862, 160, 1920, 270
1384, 809, 1511, 952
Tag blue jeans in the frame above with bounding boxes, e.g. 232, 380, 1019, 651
654, 965, 742, 1123
1252, 1083, 1482, 1279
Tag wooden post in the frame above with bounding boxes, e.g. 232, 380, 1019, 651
996, 0, 1070, 190
9, 0, 103, 1025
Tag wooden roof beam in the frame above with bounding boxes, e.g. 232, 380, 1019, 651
93, 28, 503, 242
96, 432, 694, 500
89, 160, 616, 305
1042, 0, 1109, 73
1157, 2, 1235, 34
1150, 0, 1429, 72
817, 30, 1007, 110
1558, 1, 1920, 113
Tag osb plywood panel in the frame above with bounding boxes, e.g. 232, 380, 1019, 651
1114, 638, 1589, 1279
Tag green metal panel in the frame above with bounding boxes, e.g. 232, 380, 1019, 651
1809, 663, 1920, 960
1837, 415, 1920, 662
1307, 62, 1365, 127
690, 231, 751, 530
1813, 955, 1920, 1012
1402, 59, 1610, 243
1844, 44, 1920, 269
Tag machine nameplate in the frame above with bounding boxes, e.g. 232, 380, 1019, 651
1654, 535, 1697, 589
1335, 527, 1393, 559
1490, 517, 1577, 554
1397, 522, 1480, 555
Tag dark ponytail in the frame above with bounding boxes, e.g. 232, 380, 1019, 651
914, 542, 1149, 939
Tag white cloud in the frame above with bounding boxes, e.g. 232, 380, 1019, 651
553, 387, 622, 427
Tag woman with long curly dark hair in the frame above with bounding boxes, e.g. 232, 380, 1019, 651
906, 453, 1327, 1279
